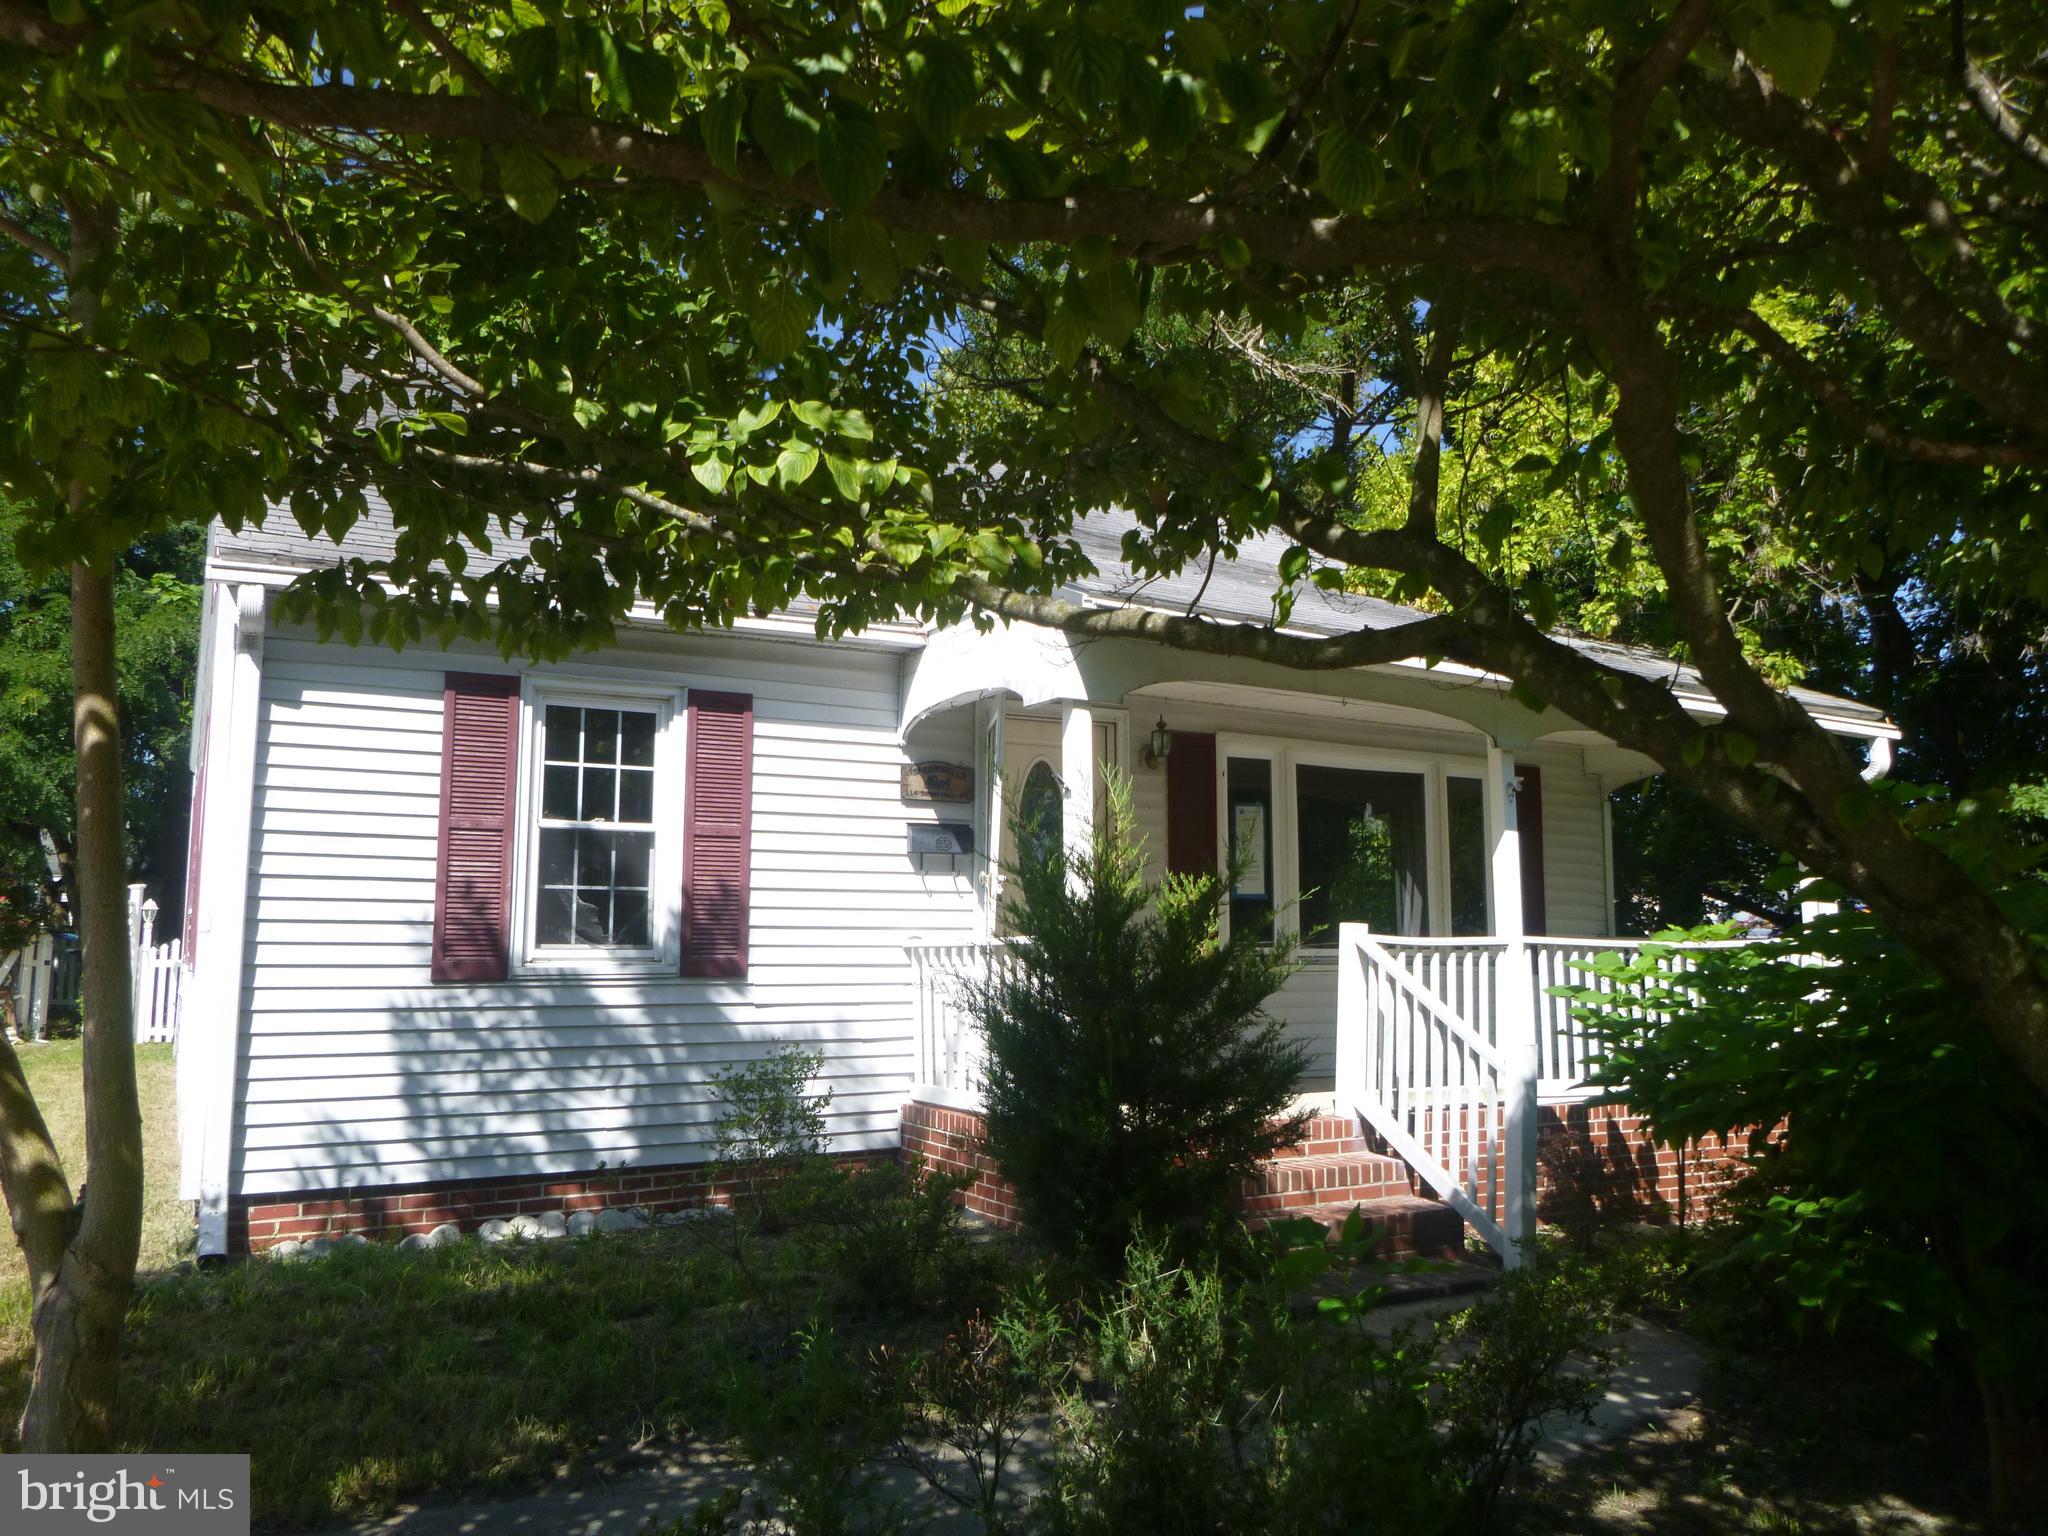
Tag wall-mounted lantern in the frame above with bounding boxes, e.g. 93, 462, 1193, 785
1141, 716, 1173, 770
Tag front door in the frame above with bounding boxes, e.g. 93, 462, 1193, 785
993, 713, 1116, 919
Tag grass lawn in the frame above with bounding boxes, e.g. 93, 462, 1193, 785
2, 1157, 993, 1530
0, 1039, 187, 1316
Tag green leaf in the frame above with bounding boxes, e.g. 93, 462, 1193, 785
823, 452, 864, 501
829, 217, 899, 303
793, 400, 834, 430
1316, 125, 1382, 213
734, 399, 784, 439
449, 140, 484, 201
1724, 730, 1757, 768
748, 281, 813, 362
1043, 299, 1092, 368
1153, 71, 1204, 155
774, 437, 820, 488
494, 145, 558, 222
618, 43, 677, 119
906, 39, 977, 145
702, 91, 745, 176
690, 451, 734, 494
936, 236, 988, 288
1053, 26, 1123, 117
507, 26, 561, 107
169, 319, 210, 365
749, 83, 820, 177
817, 111, 886, 213
1745, 11, 1835, 100
1079, 264, 1142, 347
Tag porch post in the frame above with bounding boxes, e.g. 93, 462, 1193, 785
975, 699, 1005, 939
1486, 741, 1540, 1266
1060, 701, 1095, 875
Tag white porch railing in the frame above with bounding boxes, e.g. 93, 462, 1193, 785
1338, 927, 1741, 1266
1336, 927, 1520, 1260
910, 927, 1729, 1267
906, 939, 1022, 1111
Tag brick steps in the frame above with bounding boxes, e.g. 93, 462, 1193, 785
1236, 1112, 1463, 1261
1237, 1150, 1413, 1215
901, 1098, 1465, 1257
1242, 1194, 1466, 1262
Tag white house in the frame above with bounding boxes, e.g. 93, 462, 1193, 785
175, 504, 1894, 1261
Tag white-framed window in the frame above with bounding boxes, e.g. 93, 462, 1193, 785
1215, 737, 1494, 949
512, 684, 684, 976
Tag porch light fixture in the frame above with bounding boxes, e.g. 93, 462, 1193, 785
1142, 716, 1173, 769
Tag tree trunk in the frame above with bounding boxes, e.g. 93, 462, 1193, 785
16, 559, 144, 1451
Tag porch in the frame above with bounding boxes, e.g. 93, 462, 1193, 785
906, 928, 1725, 1267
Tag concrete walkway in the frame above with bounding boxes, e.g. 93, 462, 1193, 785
326, 1304, 1705, 1536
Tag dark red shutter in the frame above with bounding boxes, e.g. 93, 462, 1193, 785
431, 672, 521, 983
1165, 731, 1218, 877
682, 690, 753, 978
180, 739, 208, 965
1516, 764, 1548, 937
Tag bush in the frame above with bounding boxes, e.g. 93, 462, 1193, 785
1565, 799, 2048, 1512
707, 1043, 979, 1317
1435, 1257, 1614, 1527
975, 774, 1308, 1270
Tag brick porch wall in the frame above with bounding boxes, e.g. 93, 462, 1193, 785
900, 1098, 1023, 1228
900, 1096, 1776, 1238
1533, 1102, 1776, 1229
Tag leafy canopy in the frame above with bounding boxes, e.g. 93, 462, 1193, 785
3, 2, 2048, 1095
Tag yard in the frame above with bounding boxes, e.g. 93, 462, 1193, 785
0, 1166, 2002, 1533
0, 1039, 186, 1313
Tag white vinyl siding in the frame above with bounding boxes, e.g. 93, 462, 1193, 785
234, 629, 977, 1196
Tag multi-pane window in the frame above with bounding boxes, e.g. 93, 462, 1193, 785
1295, 765, 1430, 942
535, 704, 657, 949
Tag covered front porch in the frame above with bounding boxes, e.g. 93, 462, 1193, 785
907, 927, 1713, 1266
898, 610, 1886, 1266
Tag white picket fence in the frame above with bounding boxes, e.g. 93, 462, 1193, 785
3, 884, 185, 1047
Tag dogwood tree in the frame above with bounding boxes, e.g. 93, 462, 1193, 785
1, 0, 2046, 1447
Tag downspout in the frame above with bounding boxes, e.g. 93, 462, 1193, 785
1861, 736, 1896, 782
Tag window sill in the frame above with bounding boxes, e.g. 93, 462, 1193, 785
514, 951, 676, 981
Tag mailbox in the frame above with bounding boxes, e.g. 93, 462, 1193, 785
907, 823, 974, 857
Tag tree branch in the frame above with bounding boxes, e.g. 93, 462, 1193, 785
1597, 0, 1718, 233
0, 213, 64, 269
0, 2, 1592, 289
1952, 0, 2048, 176
1656, 294, 2048, 469
964, 582, 1473, 672
392, 0, 508, 105
1223, 0, 1366, 201
1405, 293, 1463, 536
1697, 62, 2048, 432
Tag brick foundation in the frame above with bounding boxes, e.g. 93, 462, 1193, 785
229, 1101, 1775, 1255
230, 1154, 891, 1254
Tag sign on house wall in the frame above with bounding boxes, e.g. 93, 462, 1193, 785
901, 762, 974, 803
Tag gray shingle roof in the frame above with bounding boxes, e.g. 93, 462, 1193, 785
213, 501, 1887, 727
